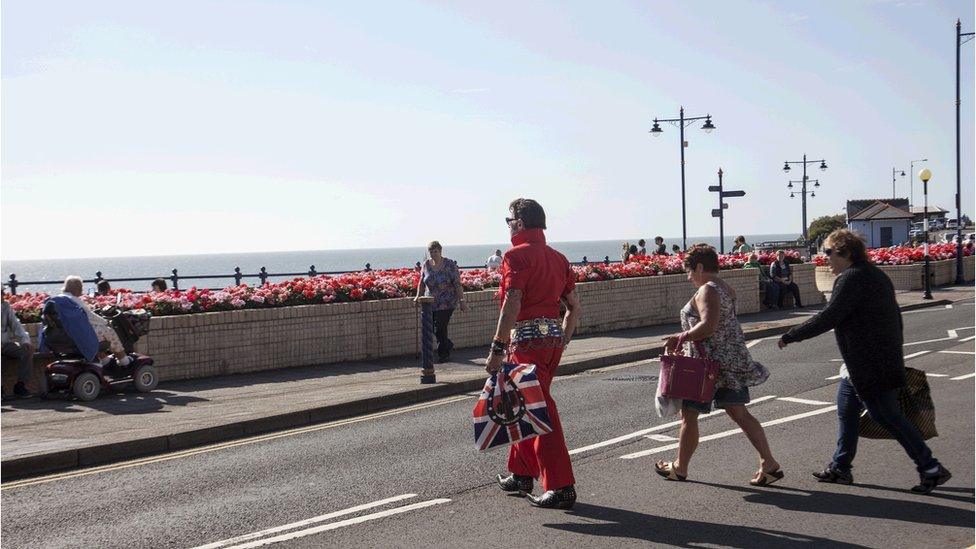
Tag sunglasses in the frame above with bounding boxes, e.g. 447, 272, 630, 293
428, 247, 441, 253
505, 216, 518, 225
824, 248, 833, 256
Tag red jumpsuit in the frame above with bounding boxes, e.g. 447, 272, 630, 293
499, 228, 576, 492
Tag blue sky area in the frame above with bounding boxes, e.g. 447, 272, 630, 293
2, 0, 974, 259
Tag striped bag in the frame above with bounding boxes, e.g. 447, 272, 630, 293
858, 367, 938, 440
472, 363, 553, 452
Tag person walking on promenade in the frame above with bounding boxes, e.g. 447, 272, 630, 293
415, 241, 466, 363
488, 198, 583, 509
777, 229, 951, 494
658, 244, 782, 485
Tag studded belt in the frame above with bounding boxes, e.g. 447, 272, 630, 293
510, 317, 563, 344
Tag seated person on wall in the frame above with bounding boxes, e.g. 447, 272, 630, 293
60, 276, 132, 367
96, 280, 112, 296
151, 278, 168, 292
769, 250, 803, 309
733, 235, 753, 254
743, 253, 776, 309
2, 300, 35, 398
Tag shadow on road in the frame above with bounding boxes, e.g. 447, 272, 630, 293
1, 390, 209, 415
696, 482, 973, 527
546, 503, 868, 548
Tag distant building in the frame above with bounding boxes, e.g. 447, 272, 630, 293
908, 205, 949, 224
846, 199, 913, 247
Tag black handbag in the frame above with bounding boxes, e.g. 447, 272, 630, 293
858, 367, 938, 440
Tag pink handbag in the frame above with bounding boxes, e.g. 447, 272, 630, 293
659, 335, 721, 403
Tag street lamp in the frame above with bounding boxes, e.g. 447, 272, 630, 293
919, 168, 933, 300
909, 159, 928, 209
955, 20, 973, 284
650, 107, 716, 249
891, 167, 905, 199
783, 154, 828, 241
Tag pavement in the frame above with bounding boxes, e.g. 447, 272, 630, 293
1, 284, 972, 481
0, 290, 972, 548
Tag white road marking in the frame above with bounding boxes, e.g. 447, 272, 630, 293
951, 372, 975, 381
829, 359, 845, 362
925, 373, 949, 377
746, 338, 764, 348
778, 397, 832, 405
825, 374, 843, 380
218, 498, 452, 549
569, 395, 778, 455
959, 335, 976, 343
620, 406, 837, 459
646, 434, 678, 442
193, 494, 418, 549
904, 330, 958, 347
904, 350, 932, 360
939, 350, 976, 355
945, 304, 954, 309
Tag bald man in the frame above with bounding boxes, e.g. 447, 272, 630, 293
60, 276, 132, 366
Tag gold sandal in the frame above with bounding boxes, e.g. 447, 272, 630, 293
654, 460, 687, 482
750, 469, 785, 486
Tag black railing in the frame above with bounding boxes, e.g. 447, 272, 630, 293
3, 256, 621, 294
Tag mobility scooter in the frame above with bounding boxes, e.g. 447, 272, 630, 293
40, 300, 159, 401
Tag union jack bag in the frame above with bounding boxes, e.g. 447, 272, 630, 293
472, 363, 553, 452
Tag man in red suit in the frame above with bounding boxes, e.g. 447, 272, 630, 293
486, 198, 583, 509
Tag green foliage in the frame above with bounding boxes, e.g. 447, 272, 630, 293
808, 214, 847, 242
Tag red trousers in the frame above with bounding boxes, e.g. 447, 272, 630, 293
506, 345, 575, 491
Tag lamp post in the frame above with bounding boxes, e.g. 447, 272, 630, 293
783, 154, 827, 241
955, 20, 973, 284
650, 107, 716, 250
909, 159, 928, 209
891, 167, 905, 199
919, 168, 933, 300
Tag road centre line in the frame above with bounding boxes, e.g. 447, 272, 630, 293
951, 373, 975, 381
925, 373, 949, 377
960, 335, 976, 343
193, 494, 418, 549
777, 397, 832, 405
568, 396, 778, 455
620, 405, 838, 460
217, 498, 452, 549
939, 350, 975, 355
1, 394, 473, 491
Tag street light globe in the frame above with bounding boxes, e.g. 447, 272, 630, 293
649, 121, 663, 137
701, 116, 715, 133
783, 162, 791, 172
918, 168, 932, 182
819, 161, 828, 171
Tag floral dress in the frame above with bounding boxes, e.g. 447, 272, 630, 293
680, 281, 769, 390
421, 259, 462, 311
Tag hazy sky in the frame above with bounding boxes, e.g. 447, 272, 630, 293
2, 0, 974, 259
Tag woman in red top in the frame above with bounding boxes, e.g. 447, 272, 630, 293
486, 198, 583, 509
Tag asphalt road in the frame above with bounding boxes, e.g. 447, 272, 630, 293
2, 301, 973, 549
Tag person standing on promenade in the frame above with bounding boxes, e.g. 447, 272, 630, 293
658, 244, 782, 485
415, 241, 466, 363
486, 249, 503, 271
732, 236, 752, 254
637, 239, 647, 256
777, 229, 951, 494
488, 198, 583, 509
654, 236, 668, 255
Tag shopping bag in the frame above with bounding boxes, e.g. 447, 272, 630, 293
659, 336, 720, 403
472, 363, 553, 451
858, 367, 938, 440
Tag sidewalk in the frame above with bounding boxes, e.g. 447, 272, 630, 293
2, 285, 971, 480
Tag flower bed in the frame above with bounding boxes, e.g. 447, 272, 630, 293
811, 244, 972, 267
2, 251, 803, 324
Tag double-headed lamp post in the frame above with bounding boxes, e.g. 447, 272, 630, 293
919, 168, 933, 300
650, 107, 716, 250
783, 154, 828, 241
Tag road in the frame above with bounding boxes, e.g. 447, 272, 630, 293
2, 301, 973, 548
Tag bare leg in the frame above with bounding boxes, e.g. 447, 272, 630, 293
725, 405, 779, 473
673, 407, 700, 476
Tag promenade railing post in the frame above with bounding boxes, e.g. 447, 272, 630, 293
7, 274, 18, 295
171, 269, 180, 291
416, 296, 436, 384
308, 265, 317, 277
258, 267, 268, 286
233, 267, 243, 285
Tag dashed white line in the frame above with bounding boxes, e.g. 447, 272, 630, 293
959, 335, 976, 343
620, 405, 838, 460
903, 350, 932, 360
646, 434, 678, 442
778, 397, 832, 405
951, 372, 975, 381
939, 350, 975, 355
925, 373, 950, 377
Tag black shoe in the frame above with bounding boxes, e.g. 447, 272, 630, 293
527, 486, 576, 509
813, 466, 853, 485
437, 354, 450, 364
12, 382, 32, 398
911, 465, 951, 494
497, 473, 533, 494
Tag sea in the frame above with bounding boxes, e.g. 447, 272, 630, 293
1, 233, 800, 294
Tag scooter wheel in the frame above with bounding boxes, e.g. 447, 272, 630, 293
73, 372, 101, 402
133, 365, 159, 392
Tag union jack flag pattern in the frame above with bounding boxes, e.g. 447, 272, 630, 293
472, 363, 553, 452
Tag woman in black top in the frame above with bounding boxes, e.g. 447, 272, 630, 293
777, 229, 950, 494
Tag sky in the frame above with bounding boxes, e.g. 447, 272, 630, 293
2, 0, 974, 260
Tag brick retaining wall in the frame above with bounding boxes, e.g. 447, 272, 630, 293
815, 256, 975, 293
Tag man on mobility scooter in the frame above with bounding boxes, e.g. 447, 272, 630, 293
39, 276, 158, 401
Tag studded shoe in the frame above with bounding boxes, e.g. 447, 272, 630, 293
497, 473, 533, 494
527, 486, 576, 509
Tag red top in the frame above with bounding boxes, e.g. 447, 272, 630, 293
499, 228, 576, 321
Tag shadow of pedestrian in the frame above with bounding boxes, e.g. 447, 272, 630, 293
1, 390, 208, 415
546, 503, 868, 548
695, 481, 973, 527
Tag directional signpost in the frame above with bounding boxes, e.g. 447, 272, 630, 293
709, 168, 746, 253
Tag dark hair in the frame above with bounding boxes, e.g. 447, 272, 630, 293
683, 243, 720, 273
825, 229, 867, 262
628, 244, 638, 255
654, 236, 664, 244
151, 278, 168, 291
508, 198, 546, 229
672, 244, 681, 252
427, 240, 442, 251
96, 280, 111, 294
735, 235, 745, 243
638, 239, 646, 247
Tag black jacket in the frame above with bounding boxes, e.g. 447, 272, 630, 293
781, 260, 905, 395
770, 261, 792, 282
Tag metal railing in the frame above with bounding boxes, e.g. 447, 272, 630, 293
3, 256, 621, 294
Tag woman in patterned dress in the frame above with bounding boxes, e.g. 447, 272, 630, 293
415, 241, 466, 362
657, 244, 783, 486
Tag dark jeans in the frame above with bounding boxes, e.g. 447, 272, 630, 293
773, 281, 802, 307
832, 377, 939, 474
1, 341, 33, 383
432, 308, 455, 359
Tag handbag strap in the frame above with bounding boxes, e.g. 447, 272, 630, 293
676, 333, 709, 359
